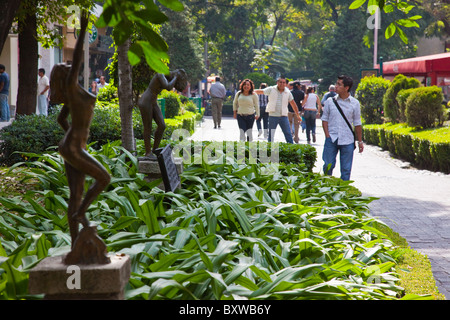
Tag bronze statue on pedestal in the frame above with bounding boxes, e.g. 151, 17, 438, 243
137, 69, 188, 160
50, 13, 110, 265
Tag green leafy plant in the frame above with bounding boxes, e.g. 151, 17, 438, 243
0, 142, 434, 300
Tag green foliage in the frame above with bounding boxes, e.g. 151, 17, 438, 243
160, 6, 206, 84
243, 72, 276, 89
159, 89, 182, 118
0, 143, 434, 300
169, 140, 317, 172
317, 5, 372, 93
405, 86, 445, 129
0, 113, 64, 166
96, 84, 119, 103
96, 0, 184, 73
383, 74, 420, 123
0, 101, 200, 166
396, 87, 417, 122
355, 76, 391, 124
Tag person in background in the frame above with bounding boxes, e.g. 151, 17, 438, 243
97, 76, 108, 90
301, 86, 322, 143
321, 84, 337, 106
0, 64, 10, 122
322, 75, 364, 181
208, 76, 227, 129
254, 77, 301, 144
233, 79, 259, 142
89, 80, 99, 95
256, 83, 269, 139
38, 68, 50, 116
289, 81, 304, 143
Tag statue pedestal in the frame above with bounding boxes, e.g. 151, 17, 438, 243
138, 157, 183, 190
28, 253, 131, 300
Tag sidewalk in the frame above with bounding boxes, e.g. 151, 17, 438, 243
0, 119, 13, 131
192, 115, 450, 299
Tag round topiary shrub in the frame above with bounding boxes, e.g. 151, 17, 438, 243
405, 86, 444, 129
355, 75, 390, 124
159, 89, 182, 118
383, 74, 420, 123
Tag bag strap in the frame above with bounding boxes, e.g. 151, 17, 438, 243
332, 97, 355, 139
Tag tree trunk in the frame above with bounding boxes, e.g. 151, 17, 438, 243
0, 0, 22, 55
16, 11, 38, 115
117, 38, 135, 153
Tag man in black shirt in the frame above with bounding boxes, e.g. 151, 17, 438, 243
288, 81, 304, 143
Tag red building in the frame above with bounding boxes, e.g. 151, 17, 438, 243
380, 52, 450, 101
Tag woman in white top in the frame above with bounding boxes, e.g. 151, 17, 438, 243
233, 79, 259, 141
301, 86, 323, 143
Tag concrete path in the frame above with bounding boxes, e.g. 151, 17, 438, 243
191, 115, 450, 299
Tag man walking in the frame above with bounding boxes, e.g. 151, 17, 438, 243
322, 75, 364, 181
321, 84, 337, 106
289, 81, 304, 143
255, 77, 301, 143
0, 64, 10, 122
208, 76, 226, 129
37, 68, 50, 116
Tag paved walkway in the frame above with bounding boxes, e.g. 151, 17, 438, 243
191, 115, 450, 299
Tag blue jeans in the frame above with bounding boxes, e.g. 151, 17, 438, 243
256, 107, 269, 132
268, 116, 293, 144
322, 137, 355, 181
38, 95, 48, 116
304, 110, 317, 142
0, 94, 10, 121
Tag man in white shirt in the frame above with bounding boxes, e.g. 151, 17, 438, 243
37, 68, 50, 116
208, 76, 226, 129
98, 76, 109, 89
255, 77, 301, 143
321, 75, 364, 181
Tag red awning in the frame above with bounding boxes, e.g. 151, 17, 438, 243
379, 52, 450, 75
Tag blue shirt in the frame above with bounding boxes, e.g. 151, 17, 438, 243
0, 72, 10, 95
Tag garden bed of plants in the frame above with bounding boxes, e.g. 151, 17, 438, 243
0, 140, 437, 300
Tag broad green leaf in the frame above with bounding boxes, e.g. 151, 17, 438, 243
349, 0, 367, 10
385, 23, 396, 39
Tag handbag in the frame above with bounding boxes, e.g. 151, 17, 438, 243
332, 97, 356, 150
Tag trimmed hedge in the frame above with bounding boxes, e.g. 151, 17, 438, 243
363, 123, 450, 173
0, 103, 202, 166
161, 139, 317, 172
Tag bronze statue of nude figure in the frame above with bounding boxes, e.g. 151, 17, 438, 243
50, 13, 110, 265
137, 69, 187, 160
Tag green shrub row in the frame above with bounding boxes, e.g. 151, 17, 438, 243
0, 103, 202, 166
363, 123, 450, 173
161, 140, 317, 172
